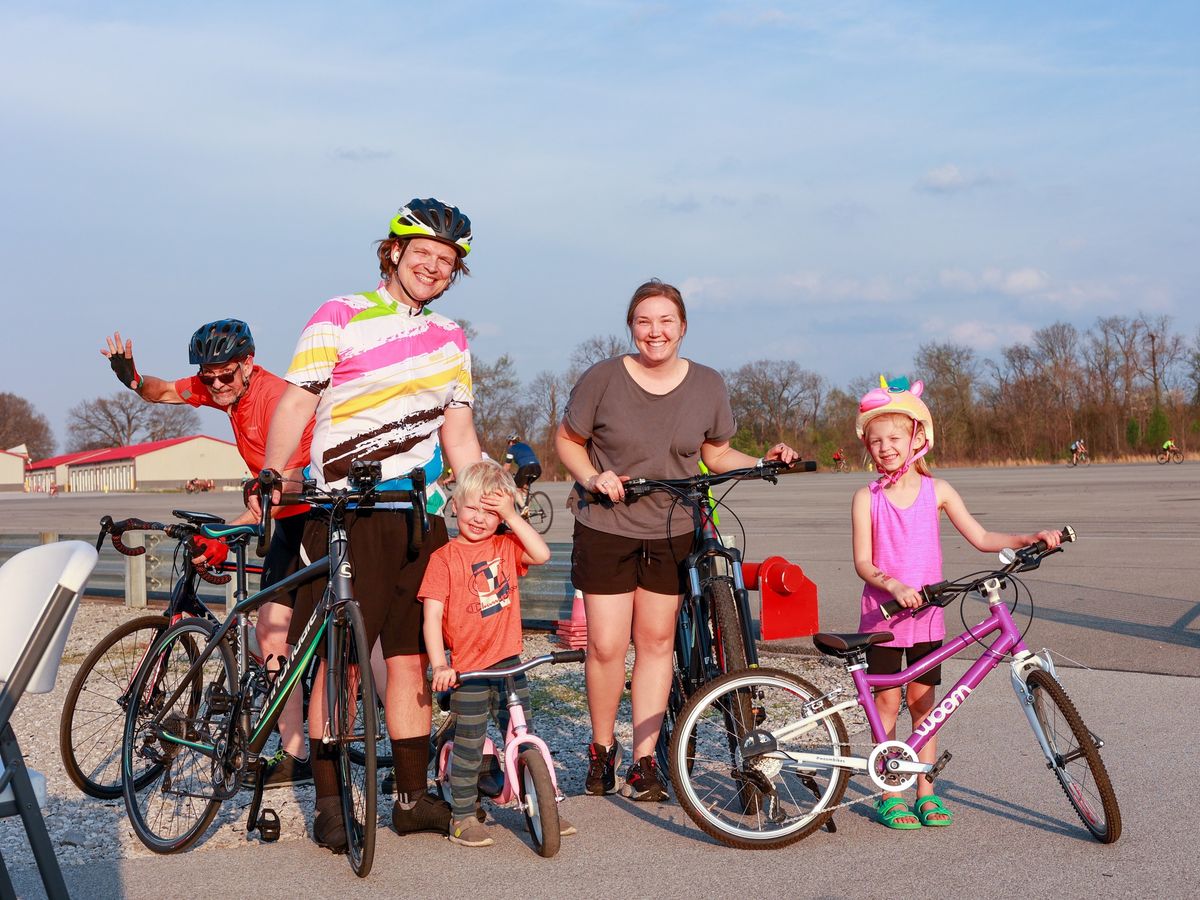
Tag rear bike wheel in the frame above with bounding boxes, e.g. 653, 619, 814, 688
517, 748, 561, 858
59, 615, 166, 798
331, 601, 377, 877
1024, 669, 1121, 843
670, 668, 850, 850
122, 619, 235, 853
1157, 451, 1169, 465
525, 491, 553, 534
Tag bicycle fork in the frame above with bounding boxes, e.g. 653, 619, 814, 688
1009, 651, 1106, 768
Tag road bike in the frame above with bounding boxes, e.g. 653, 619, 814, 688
1067, 450, 1090, 467
59, 511, 246, 799
1156, 447, 1184, 465
606, 459, 816, 778
516, 484, 553, 535
120, 463, 424, 877
431, 652, 584, 857
667, 527, 1121, 849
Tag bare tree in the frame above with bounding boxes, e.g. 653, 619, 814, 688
0, 392, 56, 458
914, 342, 978, 460
568, 334, 628, 380
725, 360, 825, 451
66, 393, 199, 452
471, 353, 522, 456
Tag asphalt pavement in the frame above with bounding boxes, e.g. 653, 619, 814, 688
3, 461, 1197, 897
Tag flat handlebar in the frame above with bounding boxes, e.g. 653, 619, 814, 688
455, 650, 586, 684
880, 525, 1075, 619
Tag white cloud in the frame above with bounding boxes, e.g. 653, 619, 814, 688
922, 317, 1034, 349
939, 266, 1049, 296
917, 163, 1004, 194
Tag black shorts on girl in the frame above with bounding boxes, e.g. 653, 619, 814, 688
570, 519, 694, 595
866, 639, 943, 686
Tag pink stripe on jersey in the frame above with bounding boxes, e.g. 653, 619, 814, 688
329, 321, 469, 388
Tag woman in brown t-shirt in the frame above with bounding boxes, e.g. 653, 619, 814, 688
555, 278, 798, 802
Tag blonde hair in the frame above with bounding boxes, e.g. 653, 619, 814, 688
864, 412, 934, 476
453, 458, 520, 506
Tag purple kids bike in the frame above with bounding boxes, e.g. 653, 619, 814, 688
667, 526, 1121, 849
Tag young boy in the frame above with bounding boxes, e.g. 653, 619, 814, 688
420, 459, 573, 847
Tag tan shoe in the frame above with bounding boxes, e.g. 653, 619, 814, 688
448, 817, 494, 847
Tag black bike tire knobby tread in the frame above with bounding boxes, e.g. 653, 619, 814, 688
1025, 669, 1121, 843
518, 748, 561, 858
334, 602, 377, 876
60, 615, 167, 799
709, 578, 748, 675
670, 668, 850, 850
122, 618, 234, 853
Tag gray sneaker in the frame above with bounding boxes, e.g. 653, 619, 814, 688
448, 817, 494, 848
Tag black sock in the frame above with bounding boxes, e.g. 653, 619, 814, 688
312, 741, 339, 799
390, 735, 430, 804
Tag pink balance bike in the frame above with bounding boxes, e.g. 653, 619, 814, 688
432, 651, 584, 857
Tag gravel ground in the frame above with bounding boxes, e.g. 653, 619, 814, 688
1, 600, 864, 869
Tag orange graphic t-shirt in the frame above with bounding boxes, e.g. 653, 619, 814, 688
418, 533, 529, 674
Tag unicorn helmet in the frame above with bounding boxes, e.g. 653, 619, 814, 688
855, 375, 934, 451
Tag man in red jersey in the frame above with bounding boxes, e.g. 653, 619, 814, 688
102, 319, 315, 788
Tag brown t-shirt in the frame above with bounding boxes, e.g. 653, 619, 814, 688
564, 356, 736, 539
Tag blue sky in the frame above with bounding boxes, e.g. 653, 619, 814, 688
2, 1, 1197, 446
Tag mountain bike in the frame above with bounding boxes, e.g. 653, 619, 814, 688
59, 511, 245, 799
607, 459, 816, 778
668, 527, 1121, 849
431, 652, 584, 857
1156, 447, 1184, 464
121, 463, 425, 877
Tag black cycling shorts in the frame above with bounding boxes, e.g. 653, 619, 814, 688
866, 640, 944, 686
570, 519, 693, 596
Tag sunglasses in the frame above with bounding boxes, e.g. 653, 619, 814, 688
197, 367, 242, 386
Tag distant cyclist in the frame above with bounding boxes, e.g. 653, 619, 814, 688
101, 320, 316, 789
1070, 438, 1087, 466
1163, 438, 1177, 451
504, 433, 542, 498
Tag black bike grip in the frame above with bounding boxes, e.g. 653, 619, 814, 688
920, 581, 951, 604
880, 598, 903, 619
1061, 525, 1076, 543
552, 650, 586, 664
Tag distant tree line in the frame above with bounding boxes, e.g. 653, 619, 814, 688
469, 312, 1200, 475
6, 312, 1197, 472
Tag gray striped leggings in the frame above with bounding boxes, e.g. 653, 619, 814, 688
448, 669, 532, 819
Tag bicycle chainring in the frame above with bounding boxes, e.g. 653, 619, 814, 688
867, 740, 920, 792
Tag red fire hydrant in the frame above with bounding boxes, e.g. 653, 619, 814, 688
742, 556, 819, 640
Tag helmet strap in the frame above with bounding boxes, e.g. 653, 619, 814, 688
878, 427, 929, 487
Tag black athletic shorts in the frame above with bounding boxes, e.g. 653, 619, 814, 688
514, 463, 542, 490
866, 640, 944, 686
258, 513, 308, 609
570, 519, 694, 596
288, 508, 448, 658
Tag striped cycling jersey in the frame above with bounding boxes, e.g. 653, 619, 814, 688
285, 287, 473, 492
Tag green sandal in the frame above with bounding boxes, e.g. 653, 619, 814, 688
915, 795, 954, 827
875, 797, 921, 830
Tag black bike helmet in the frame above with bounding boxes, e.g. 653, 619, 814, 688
188, 319, 255, 365
389, 198, 473, 257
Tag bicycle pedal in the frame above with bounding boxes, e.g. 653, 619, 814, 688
254, 807, 281, 842
925, 750, 953, 782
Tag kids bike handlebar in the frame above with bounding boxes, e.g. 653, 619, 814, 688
455, 650, 586, 684
880, 525, 1076, 619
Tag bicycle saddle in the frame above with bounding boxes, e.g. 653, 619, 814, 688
172, 510, 226, 526
199, 523, 261, 540
812, 631, 894, 658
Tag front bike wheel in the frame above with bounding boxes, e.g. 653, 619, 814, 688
526, 491, 553, 534
670, 668, 850, 850
331, 602, 377, 877
60, 615, 166, 799
1025, 669, 1121, 843
122, 619, 236, 853
518, 747, 561, 858
348, 692, 392, 771
1173, 450, 1184, 464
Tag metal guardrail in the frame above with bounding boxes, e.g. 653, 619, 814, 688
1, 534, 577, 627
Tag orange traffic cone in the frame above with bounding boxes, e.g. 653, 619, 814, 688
555, 589, 588, 649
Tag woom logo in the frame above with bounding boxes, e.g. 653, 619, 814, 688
913, 685, 972, 738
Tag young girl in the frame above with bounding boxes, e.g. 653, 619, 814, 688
851, 376, 1061, 830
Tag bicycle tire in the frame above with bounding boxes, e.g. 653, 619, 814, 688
1173, 450, 1184, 464
122, 618, 236, 853
332, 601, 377, 877
348, 693, 392, 770
1157, 451, 1169, 465
526, 491, 553, 535
518, 747, 561, 858
59, 615, 167, 799
1025, 669, 1121, 843
670, 668, 850, 850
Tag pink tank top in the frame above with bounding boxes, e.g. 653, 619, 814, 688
859, 475, 945, 647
